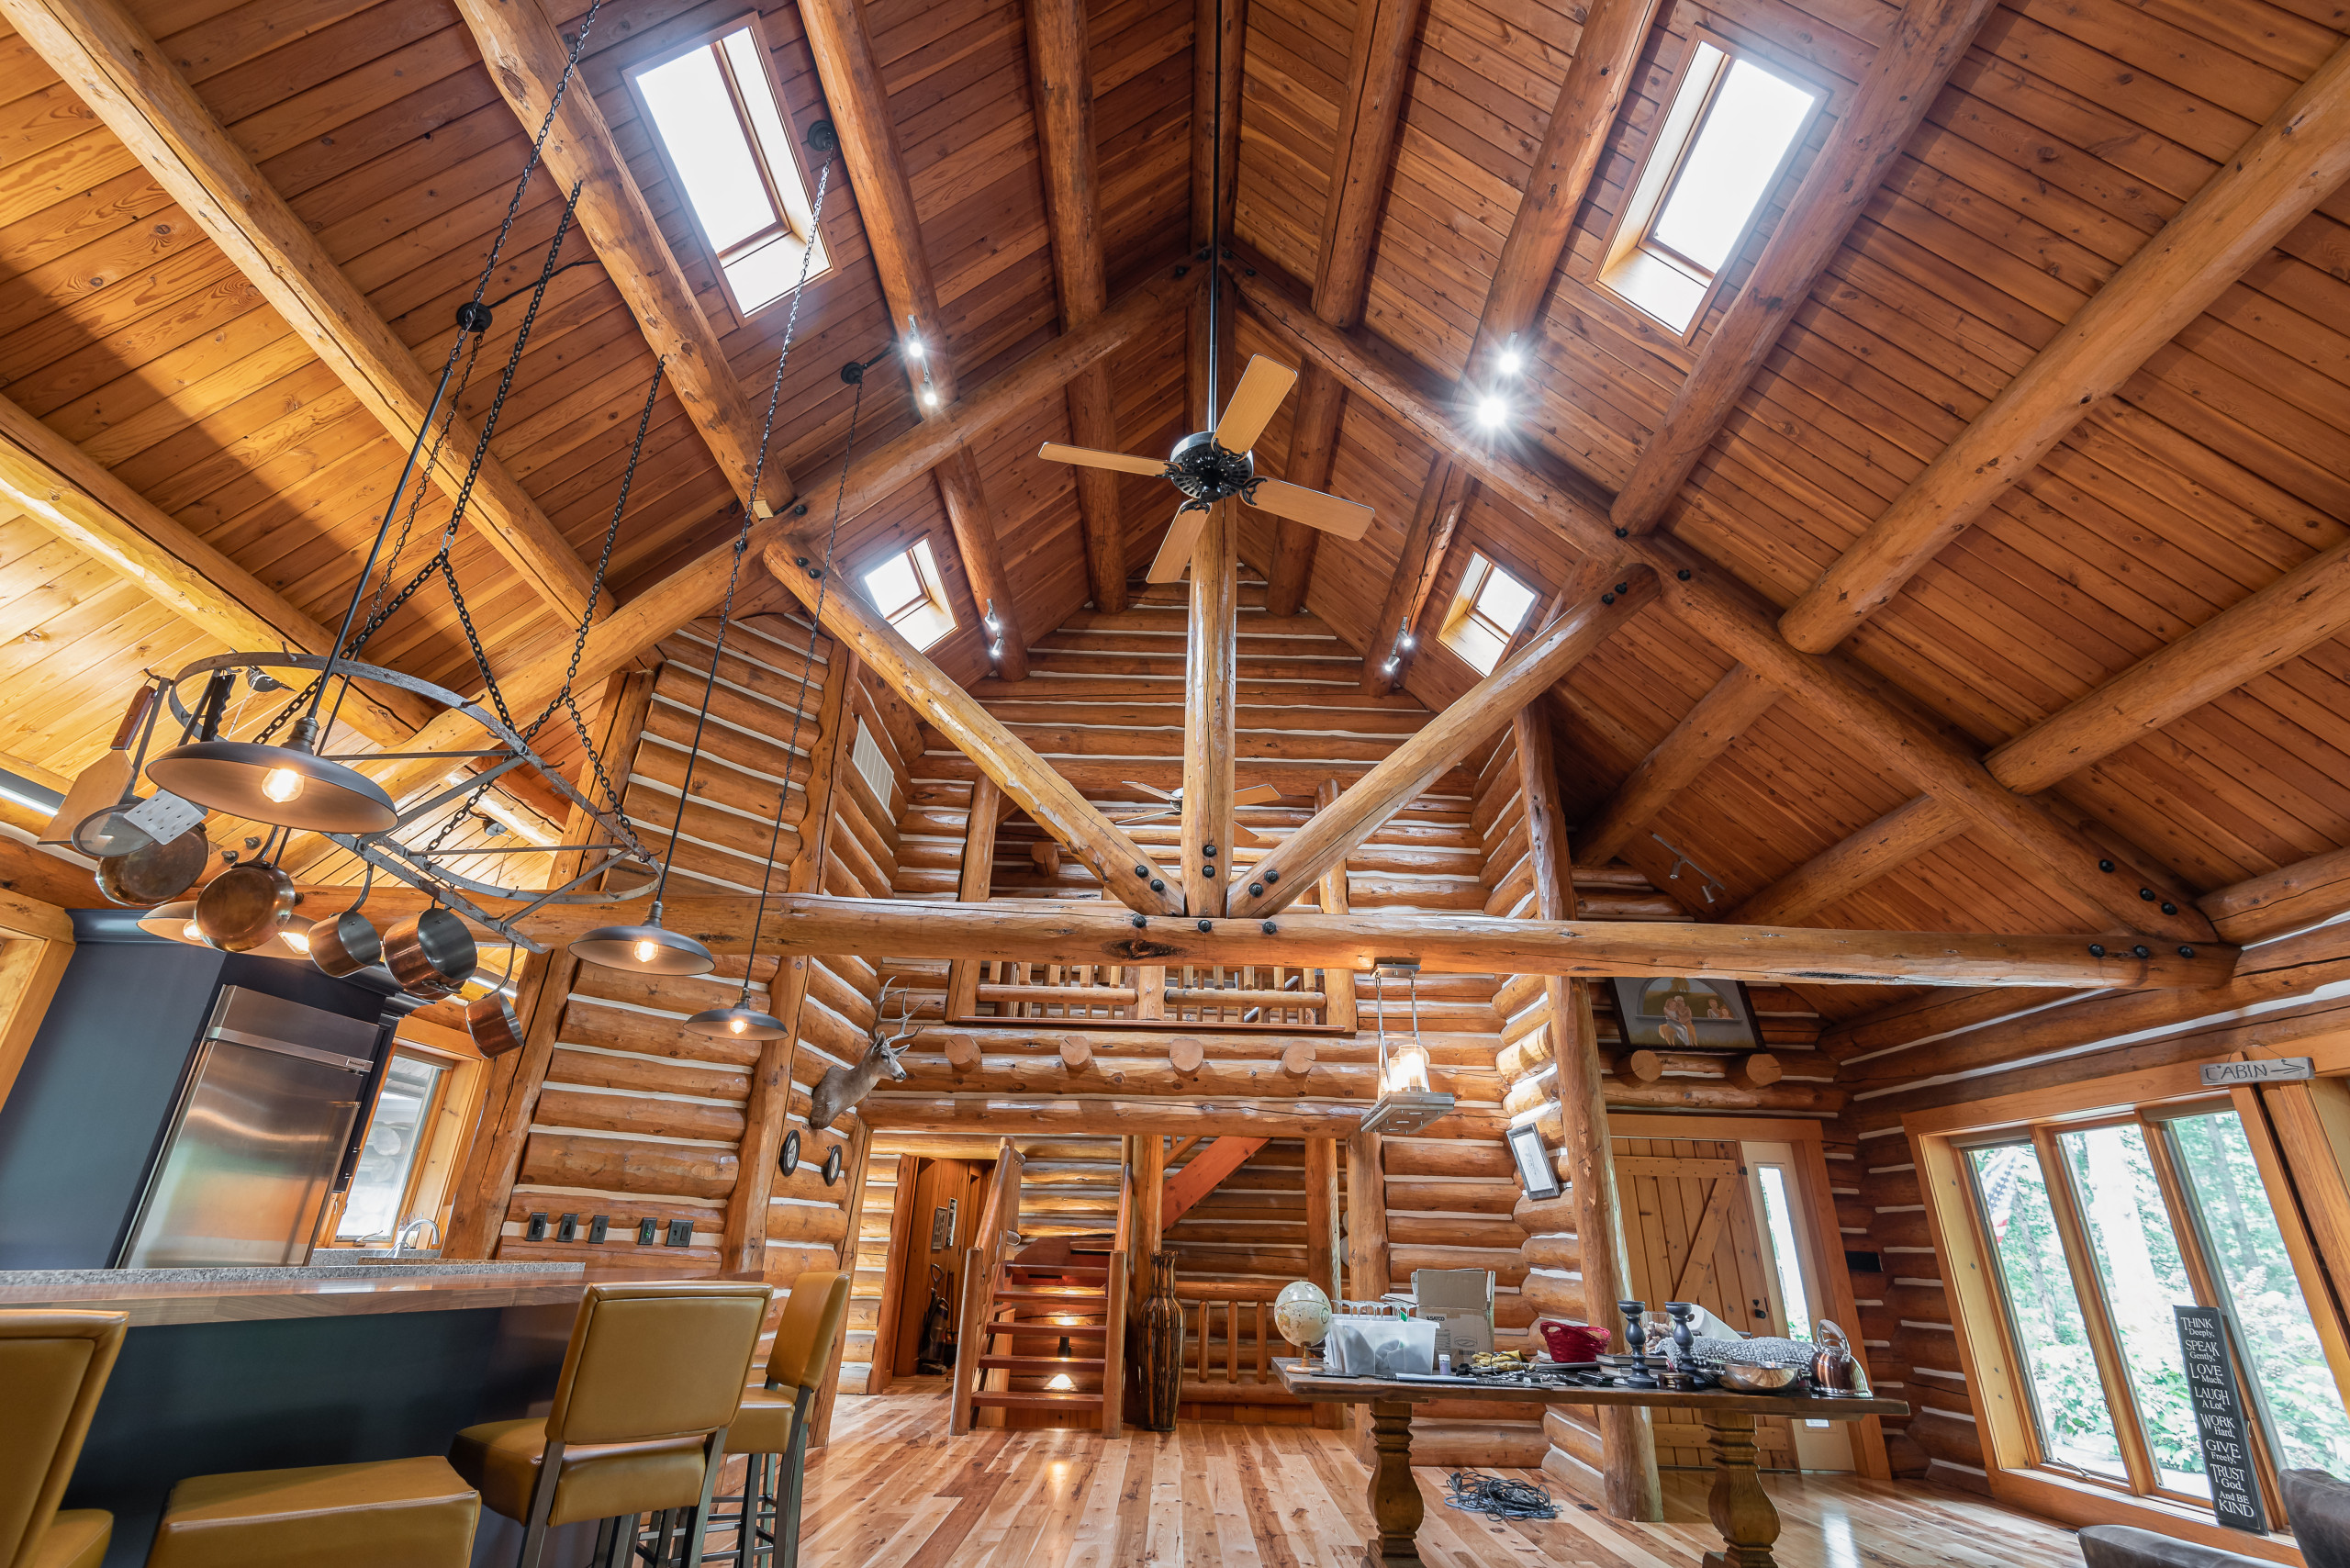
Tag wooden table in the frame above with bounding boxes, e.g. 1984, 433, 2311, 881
1273, 1358, 1906, 1568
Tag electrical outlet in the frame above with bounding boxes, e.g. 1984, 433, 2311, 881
666, 1218, 693, 1248
636, 1218, 657, 1246
555, 1213, 577, 1243
525, 1212, 547, 1241
588, 1215, 609, 1245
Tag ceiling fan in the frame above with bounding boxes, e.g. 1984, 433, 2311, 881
1039, 354, 1374, 582
1120, 779, 1281, 844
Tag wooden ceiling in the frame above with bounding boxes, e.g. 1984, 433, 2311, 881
0, 0, 2344, 1016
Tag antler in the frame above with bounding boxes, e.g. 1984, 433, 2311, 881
876, 978, 917, 1047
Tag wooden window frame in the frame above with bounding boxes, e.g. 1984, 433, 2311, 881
861, 538, 956, 651
1595, 25, 1827, 341
622, 12, 832, 323
1912, 1051, 2350, 1562
317, 1023, 487, 1249
1437, 552, 1534, 674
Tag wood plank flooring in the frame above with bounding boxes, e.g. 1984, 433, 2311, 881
800, 1388, 2087, 1566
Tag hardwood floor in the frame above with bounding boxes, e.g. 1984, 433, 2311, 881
800, 1389, 2087, 1566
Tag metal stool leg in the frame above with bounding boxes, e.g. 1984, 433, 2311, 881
779, 1391, 815, 1568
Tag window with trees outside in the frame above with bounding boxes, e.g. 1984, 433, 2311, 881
1961, 1101, 2350, 1520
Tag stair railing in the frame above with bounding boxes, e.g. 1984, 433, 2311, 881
948, 1138, 1024, 1435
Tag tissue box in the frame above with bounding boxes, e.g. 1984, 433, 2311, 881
1410, 1268, 1494, 1357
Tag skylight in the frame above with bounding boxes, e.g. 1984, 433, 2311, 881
628, 17, 830, 319
1440, 554, 1538, 675
864, 540, 955, 651
1600, 40, 1821, 335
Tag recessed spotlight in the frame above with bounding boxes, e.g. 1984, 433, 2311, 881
1474, 395, 1507, 429
1496, 346, 1523, 376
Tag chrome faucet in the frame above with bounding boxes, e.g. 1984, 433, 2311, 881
392, 1217, 442, 1258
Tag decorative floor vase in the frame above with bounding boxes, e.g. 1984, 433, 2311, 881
1140, 1251, 1184, 1431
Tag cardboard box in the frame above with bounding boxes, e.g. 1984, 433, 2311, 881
1410, 1268, 1494, 1357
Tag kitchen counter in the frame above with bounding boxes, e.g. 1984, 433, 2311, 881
0, 1261, 588, 1327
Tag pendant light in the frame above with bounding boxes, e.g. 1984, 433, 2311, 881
145, 712, 397, 835
577, 126, 843, 983
138, 900, 209, 946
1359, 961, 1454, 1136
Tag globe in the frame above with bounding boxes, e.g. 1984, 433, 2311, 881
1274, 1281, 1333, 1359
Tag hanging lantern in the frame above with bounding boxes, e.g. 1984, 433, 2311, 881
1359, 960, 1454, 1136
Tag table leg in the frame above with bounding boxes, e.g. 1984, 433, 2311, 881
1700, 1411, 1780, 1568
1362, 1398, 1423, 1567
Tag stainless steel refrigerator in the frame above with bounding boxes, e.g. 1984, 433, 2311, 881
116, 985, 384, 1269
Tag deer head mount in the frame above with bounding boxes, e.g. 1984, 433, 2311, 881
808, 980, 914, 1132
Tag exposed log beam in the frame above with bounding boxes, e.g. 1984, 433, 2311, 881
1574, 665, 1776, 866
1780, 36, 2350, 653
2202, 846, 2350, 946
1725, 795, 1964, 925
1265, 0, 1426, 610
452, 0, 794, 520
6, 0, 597, 622
1227, 259, 2215, 944
865, 1097, 1382, 1137
1184, 502, 1239, 915
1608, 0, 1999, 536
801, 0, 1030, 678
1026, 0, 1126, 613
1359, 457, 1471, 692
1234, 569, 1658, 918
1818, 983, 2084, 1061
763, 541, 1181, 914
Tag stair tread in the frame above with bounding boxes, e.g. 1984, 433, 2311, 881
977, 1355, 1108, 1371
970, 1390, 1106, 1406
994, 1288, 1106, 1301
982, 1320, 1107, 1336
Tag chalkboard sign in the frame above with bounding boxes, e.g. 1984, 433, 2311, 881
2175, 1305, 2266, 1533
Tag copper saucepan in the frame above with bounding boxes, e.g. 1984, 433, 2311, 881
466, 992, 525, 1058
383, 908, 478, 999
194, 861, 297, 951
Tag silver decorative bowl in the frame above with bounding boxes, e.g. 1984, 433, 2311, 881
1717, 1361, 1804, 1393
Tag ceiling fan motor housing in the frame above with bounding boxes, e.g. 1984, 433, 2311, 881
1169, 431, 1256, 502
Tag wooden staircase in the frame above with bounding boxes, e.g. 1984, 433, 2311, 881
949, 1139, 1126, 1435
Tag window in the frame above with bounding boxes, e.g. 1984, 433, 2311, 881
337, 1053, 450, 1242
627, 15, 830, 319
1600, 39, 1822, 335
1962, 1103, 2350, 1515
863, 539, 956, 650
1438, 554, 1538, 674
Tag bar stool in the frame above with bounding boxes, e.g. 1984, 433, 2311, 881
717, 1271, 849, 1568
146, 1457, 478, 1567
451, 1281, 772, 1568
0, 1309, 128, 1568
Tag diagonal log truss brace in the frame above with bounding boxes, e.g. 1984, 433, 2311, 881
1163, 1137, 1268, 1227
763, 542, 1182, 915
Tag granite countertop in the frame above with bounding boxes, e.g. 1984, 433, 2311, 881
0, 1260, 592, 1326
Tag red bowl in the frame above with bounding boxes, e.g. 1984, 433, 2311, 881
1540, 1321, 1610, 1361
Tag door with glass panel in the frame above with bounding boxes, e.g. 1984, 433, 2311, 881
1743, 1141, 1854, 1472
1961, 1101, 2350, 1519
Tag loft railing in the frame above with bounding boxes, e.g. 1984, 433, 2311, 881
947, 959, 1346, 1029
1172, 1281, 1304, 1407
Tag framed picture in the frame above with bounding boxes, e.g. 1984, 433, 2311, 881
1505, 1123, 1562, 1201
1607, 976, 1761, 1050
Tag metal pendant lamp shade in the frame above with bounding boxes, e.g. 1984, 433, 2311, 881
686, 1002, 786, 1039
572, 917, 713, 976
138, 899, 211, 946
146, 734, 397, 835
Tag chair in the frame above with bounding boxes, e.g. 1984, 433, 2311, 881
718, 1271, 850, 1568
450, 1281, 772, 1568
0, 1309, 128, 1568
2078, 1467, 2350, 1568
146, 1457, 478, 1568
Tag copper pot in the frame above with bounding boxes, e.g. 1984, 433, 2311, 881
95, 826, 207, 907
384, 908, 477, 999
466, 992, 524, 1058
195, 862, 297, 951
307, 911, 384, 978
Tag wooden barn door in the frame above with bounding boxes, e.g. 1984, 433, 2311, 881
1611, 1132, 1797, 1470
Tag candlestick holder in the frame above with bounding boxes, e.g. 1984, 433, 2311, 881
1665, 1302, 1697, 1370
1616, 1299, 1660, 1389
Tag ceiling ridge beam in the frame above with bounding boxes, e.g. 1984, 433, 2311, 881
1779, 32, 2350, 654
1574, 664, 1777, 868
1229, 569, 1660, 919
1226, 255, 2215, 945
1610, 0, 1999, 538
3, 0, 601, 623
1026, 0, 1127, 615
1265, 0, 1427, 613
762, 541, 1180, 915
453, 0, 795, 523
801, 0, 1030, 679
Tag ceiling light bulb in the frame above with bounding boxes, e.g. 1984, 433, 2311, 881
920, 386, 941, 407
632, 937, 659, 965
903, 336, 924, 361
281, 929, 310, 955
182, 920, 204, 943
1382, 656, 1399, 673
729, 1015, 748, 1035
1496, 347, 1523, 375
1475, 395, 1507, 429
1399, 633, 1416, 650
1388, 1041, 1431, 1094
262, 766, 305, 804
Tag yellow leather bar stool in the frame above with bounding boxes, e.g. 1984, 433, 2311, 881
451, 1281, 772, 1568
145, 1457, 478, 1568
717, 1271, 849, 1568
0, 1309, 128, 1568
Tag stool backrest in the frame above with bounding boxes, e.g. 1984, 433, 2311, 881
762, 1271, 851, 1395
0, 1310, 128, 1568
547, 1282, 773, 1447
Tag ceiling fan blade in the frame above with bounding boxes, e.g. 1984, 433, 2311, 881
1234, 783, 1282, 806
1212, 355, 1298, 454
1037, 442, 1169, 476
1124, 809, 1175, 824
1122, 780, 1180, 801
1147, 505, 1209, 583
1246, 478, 1374, 541
1230, 819, 1270, 846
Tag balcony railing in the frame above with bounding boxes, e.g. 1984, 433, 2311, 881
948, 960, 1346, 1029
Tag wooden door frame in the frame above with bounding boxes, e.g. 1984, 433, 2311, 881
867, 1153, 923, 1395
